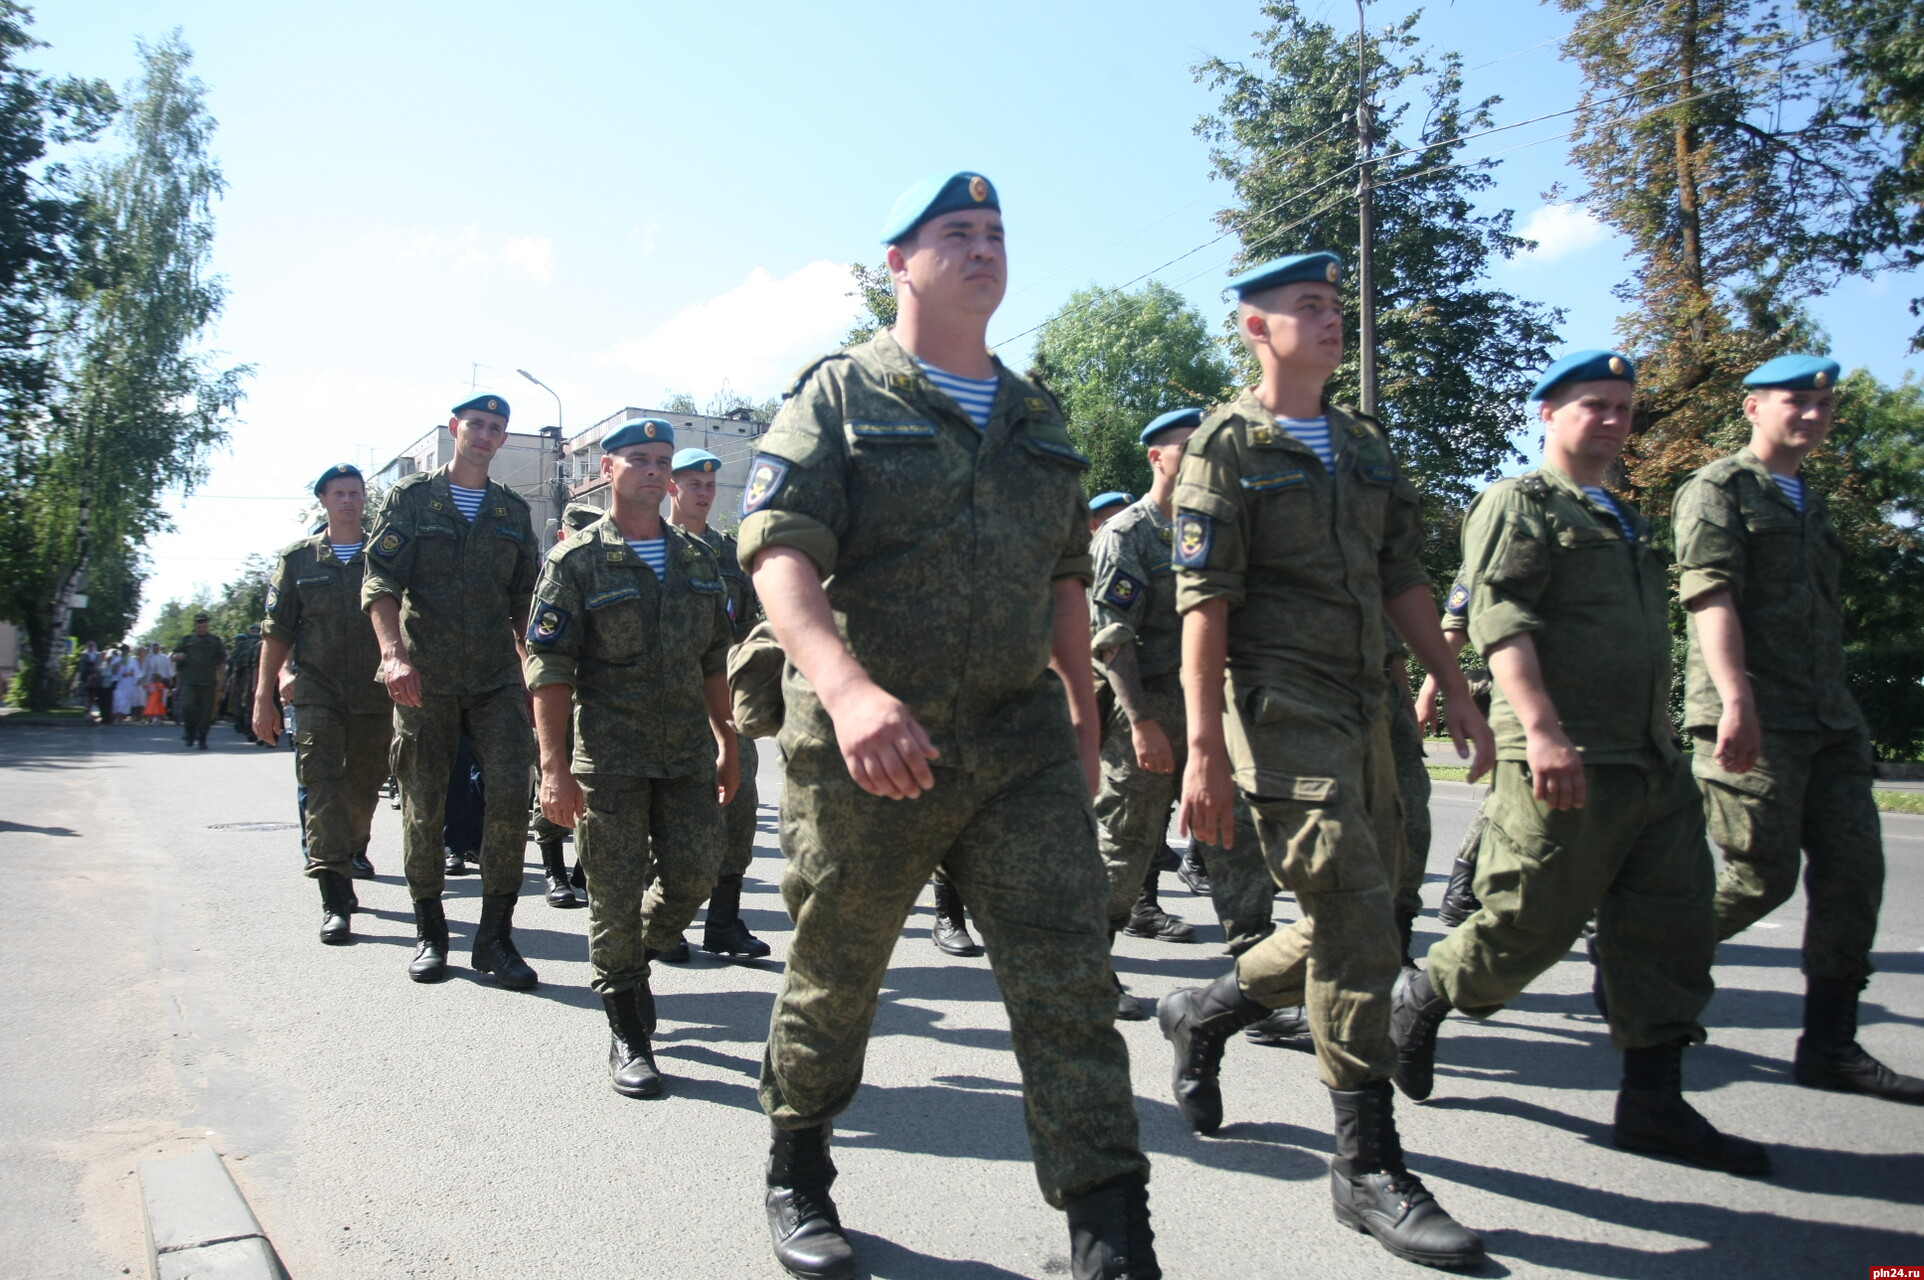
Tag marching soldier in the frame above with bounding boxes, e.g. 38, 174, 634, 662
1391, 350, 1773, 1176
529, 503, 603, 909
1675, 353, 1922, 1103
740, 173, 1157, 1280
668, 445, 773, 959
171, 614, 225, 750
363, 393, 541, 989
254, 463, 391, 944
227, 625, 263, 741
528, 417, 739, 1099
1088, 489, 1132, 532
1163, 252, 1494, 1268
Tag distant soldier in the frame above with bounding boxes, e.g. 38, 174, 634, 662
1393, 350, 1772, 1176
740, 173, 1157, 1279
1087, 489, 1132, 533
528, 417, 738, 1098
363, 393, 541, 989
227, 625, 263, 740
255, 464, 390, 944
1675, 353, 1922, 1104
528, 503, 604, 909
171, 614, 226, 750
668, 445, 773, 960
1164, 252, 1493, 1267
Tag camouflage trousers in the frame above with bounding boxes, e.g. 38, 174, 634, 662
392, 688, 534, 899
1227, 710, 1406, 1091
296, 704, 392, 878
1388, 679, 1433, 923
1426, 757, 1714, 1050
1093, 677, 1270, 949
1695, 726, 1884, 984
763, 740, 1147, 1208
180, 684, 217, 741
720, 733, 760, 878
577, 769, 724, 994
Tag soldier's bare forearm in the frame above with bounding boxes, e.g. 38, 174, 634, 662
1384, 583, 1474, 704
1180, 599, 1230, 756
1104, 641, 1151, 725
367, 596, 406, 659
531, 684, 573, 772
254, 636, 291, 714
751, 545, 877, 717
1686, 589, 1754, 713
1047, 578, 1101, 793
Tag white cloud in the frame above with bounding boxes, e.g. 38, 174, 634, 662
372, 225, 556, 284
499, 236, 555, 283
630, 221, 661, 255
605, 261, 863, 400
1513, 203, 1609, 265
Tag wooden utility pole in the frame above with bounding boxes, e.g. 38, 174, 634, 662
1355, 0, 1379, 417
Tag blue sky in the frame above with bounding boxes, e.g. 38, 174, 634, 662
30, 0, 1921, 627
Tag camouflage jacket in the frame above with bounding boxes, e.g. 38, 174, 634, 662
1673, 449, 1861, 734
736, 330, 1093, 773
1089, 496, 1181, 683
170, 632, 226, 687
1172, 390, 1427, 725
678, 523, 759, 643
1461, 465, 1675, 764
524, 515, 732, 778
262, 533, 388, 715
360, 467, 539, 697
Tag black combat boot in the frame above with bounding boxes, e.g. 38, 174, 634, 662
1125, 872, 1196, 943
703, 873, 773, 957
443, 846, 471, 876
931, 875, 983, 957
1157, 970, 1270, 1134
316, 870, 354, 945
349, 848, 376, 880
570, 858, 586, 889
1152, 841, 1180, 874
1244, 1005, 1310, 1046
1613, 1038, 1773, 1175
472, 894, 539, 989
1794, 977, 1924, 1104
1064, 1172, 1161, 1279
765, 1124, 854, 1280
408, 897, 449, 983
1587, 930, 1609, 1020
1435, 854, 1480, 928
1113, 970, 1147, 1022
1390, 966, 1452, 1101
1330, 1080, 1485, 1269
600, 985, 664, 1099
1176, 844, 1212, 897
647, 938, 691, 964
540, 839, 580, 908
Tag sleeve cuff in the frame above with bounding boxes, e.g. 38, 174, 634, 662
260, 620, 295, 646
1678, 568, 1741, 608
1091, 620, 1135, 654
1468, 599, 1541, 652
524, 653, 577, 690
1052, 552, 1094, 583
739, 510, 838, 578
1177, 570, 1244, 613
700, 649, 728, 679
1380, 566, 1431, 600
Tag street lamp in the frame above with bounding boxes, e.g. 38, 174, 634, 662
517, 369, 567, 530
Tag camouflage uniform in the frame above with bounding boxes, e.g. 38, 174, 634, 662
171, 632, 226, 745
1087, 496, 1269, 947
361, 469, 539, 900
1674, 450, 1882, 983
263, 535, 392, 877
1384, 625, 1432, 941
1423, 467, 1715, 1049
1172, 390, 1424, 1090
525, 515, 733, 993
682, 523, 762, 882
738, 331, 1147, 1206
226, 631, 262, 736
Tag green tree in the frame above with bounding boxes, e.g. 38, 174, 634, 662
1031, 281, 1235, 500
1195, 2, 1561, 547
5, 32, 249, 706
841, 261, 896, 347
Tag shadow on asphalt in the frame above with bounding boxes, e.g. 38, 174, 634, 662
0, 818, 81, 836
840, 1231, 1036, 1279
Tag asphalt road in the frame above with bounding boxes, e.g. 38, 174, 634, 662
3, 722, 1920, 1279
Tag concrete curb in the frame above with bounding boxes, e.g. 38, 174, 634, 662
137, 1144, 286, 1280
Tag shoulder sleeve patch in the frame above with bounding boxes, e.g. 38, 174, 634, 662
527, 601, 572, 646
1100, 571, 1144, 609
1173, 512, 1213, 568
1445, 581, 1470, 617
741, 456, 791, 516
371, 527, 410, 561
264, 584, 280, 613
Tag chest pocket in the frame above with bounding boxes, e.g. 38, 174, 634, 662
1738, 486, 1804, 584
848, 419, 967, 538
586, 583, 650, 664
1242, 455, 1322, 557
295, 573, 336, 616
1546, 520, 1629, 607
490, 523, 527, 585
414, 519, 463, 577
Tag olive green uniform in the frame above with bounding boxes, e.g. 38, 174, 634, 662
362, 469, 539, 900
1172, 390, 1424, 1090
1424, 467, 1716, 1049
738, 332, 1147, 1207
1088, 497, 1270, 950
263, 535, 392, 878
682, 523, 762, 881
1675, 450, 1883, 983
227, 632, 261, 735
171, 632, 226, 743
1384, 626, 1432, 930
525, 516, 732, 994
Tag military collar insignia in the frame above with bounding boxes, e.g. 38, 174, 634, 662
429, 500, 445, 510
1025, 397, 1048, 415
606, 549, 628, 563
495, 506, 507, 517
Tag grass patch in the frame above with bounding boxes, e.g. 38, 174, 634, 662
1425, 764, 1473, 783
1875, 790, 1924, 815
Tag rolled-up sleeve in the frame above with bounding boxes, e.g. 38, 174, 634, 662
1673, 476, 1745, 607
1088, 521, 1148, 654
522, 552, 583, 691
261, 551, 300, 645
1172, 424, 1247, 613
360, 489, 415, 610
1464, 486, 1550, 652
737, 377, 849, 578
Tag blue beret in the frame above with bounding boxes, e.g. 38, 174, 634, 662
452, 393, 510, 420
672, 447, 722, 474
313, 462, 363, 498
1227, 252, 1342, 300
1530, 349, 1635, 401
1140, 408, 1203, 448
1090, 491, 1134, 513
880, 171, 999, 244
1743, 354, 1839, 391
602, 418, 674, 452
